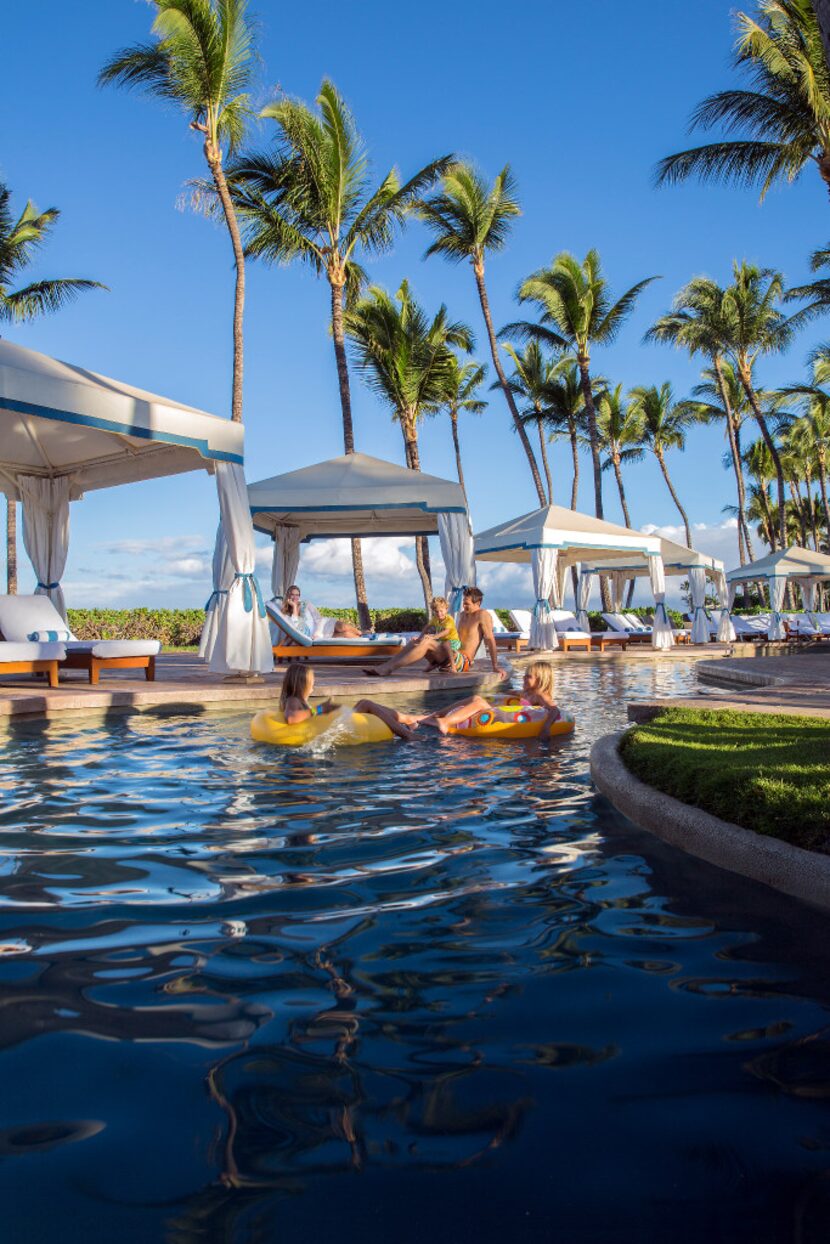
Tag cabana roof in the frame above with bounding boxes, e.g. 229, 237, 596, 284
474, 505, 662, 568
249, 452, 467, 540
0, 339, 243, 499
726, 545, 830, 582
585, 533, 724, 577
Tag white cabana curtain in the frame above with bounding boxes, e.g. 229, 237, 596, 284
688, 566, 709, 644
647, 555, 674, 650
18, 474, 71, 620
801, 576, 821, 629
767, 574, 787, 641
438, 511, 475, 614
204, 462, 272, 674
715, 570, 735, 642
609, 571, 625, 613
530, 548, 559, 650
199, 525, 234, 660
576, 569, 594, 633
270, 525, 301, 603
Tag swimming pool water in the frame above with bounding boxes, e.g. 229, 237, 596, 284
1, 659, 829, 1243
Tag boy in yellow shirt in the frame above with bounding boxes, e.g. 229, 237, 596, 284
426, 596, 464, 671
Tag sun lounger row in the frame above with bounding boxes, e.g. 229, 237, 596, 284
0, 595, 159, 685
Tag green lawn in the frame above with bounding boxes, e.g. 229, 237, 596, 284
619, 709, 830, 851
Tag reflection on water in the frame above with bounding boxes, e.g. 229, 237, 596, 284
0, 659, 829, 1242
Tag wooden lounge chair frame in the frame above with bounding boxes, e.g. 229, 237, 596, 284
62, 651, 156, 686
0, 658, 60, 688
272, 641, 403, 664
590, 634, 629, 652
493, 634, 528, 653
560, 634, 591, 653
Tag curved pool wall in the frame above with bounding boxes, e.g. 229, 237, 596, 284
1, 659, 829, 1243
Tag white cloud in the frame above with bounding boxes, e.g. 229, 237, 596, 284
301, 537, 417, 582
100, 534, 207, 558
640, 518, 745, 570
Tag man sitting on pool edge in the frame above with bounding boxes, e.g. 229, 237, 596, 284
366, 587, 506, 678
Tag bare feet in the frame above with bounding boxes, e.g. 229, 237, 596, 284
436, 717, 450, 735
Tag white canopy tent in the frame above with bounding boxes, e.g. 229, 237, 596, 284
473, 505, 673, 649
585, 534, 732, 643
726, 546, 830, 640
248, 452, 475, 612
0, 338, 270, 673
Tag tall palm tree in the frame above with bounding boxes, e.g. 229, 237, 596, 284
778, 349, 830, 538
439, 357, 487, 498
505, 250, 657, 522
345, 280, 473, 607
227, 80, 451, 628
646, 277, 754, 562
541, 358, 589, 512
629, 383, 699, 548
99, 0, 258, 424
417, 163, 547, 504
0, 184, 105, 591
743, 438, 779, 549
656, 0, 830, 204
595, 386, 645, 529
501, 341, 560, 502
690, 360, 756, 562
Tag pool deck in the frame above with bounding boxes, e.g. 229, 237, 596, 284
0, 652, 512, 720
628, 649, 830, 723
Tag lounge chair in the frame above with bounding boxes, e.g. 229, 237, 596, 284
732, 614, 769, 641
602, 613, 651, 643
485, 610, 527, 652
507, 607, 591, 652
553, 609, 627, 652
267, 603, 407, 663
0, 640, 66, 687
0, 595, 159, 685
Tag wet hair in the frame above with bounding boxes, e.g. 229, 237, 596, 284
279, 661, 313, 711
431, 596, 448, 611
464, 586, 483, 605
525, 660, 554, 697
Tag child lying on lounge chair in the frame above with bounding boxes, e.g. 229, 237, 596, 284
279, 663, 419, 741
416, 660, 561, 738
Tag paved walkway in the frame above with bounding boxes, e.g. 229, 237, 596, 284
628, 650, 830, 722
0, 652, 510, 720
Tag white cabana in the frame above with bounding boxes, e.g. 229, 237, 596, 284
474, 505, 672, 650
585, 535, 732, 643
0, 339, 270, 673
726, 546, 830, 640
249, 452, 474, 611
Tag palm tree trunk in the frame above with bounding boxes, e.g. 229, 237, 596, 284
450, 411, 467, 499
613, 458, 633, 527
536, 415, 553, 503
6, 498, 16, 594
712, 355, 752, 564
737, 362, 786, 549
568, 418, 579, 509
472, 261, 546, 505
402, 423, 432, 609
817, 453, 830, 548
330, 275, 371, 630
205, 150, 245, 425
656, 449, 692, 548
733, 422, 755, 562
575, 356, 604, 520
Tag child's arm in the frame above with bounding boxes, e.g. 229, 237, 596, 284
538, 700, 562, 739
432, 622, 452, 641
283, 696, 312, 725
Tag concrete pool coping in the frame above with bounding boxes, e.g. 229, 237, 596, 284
590, 731, 830, 914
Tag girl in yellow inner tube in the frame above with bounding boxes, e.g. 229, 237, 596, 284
417, 660, 562, 738
280, 663, 418, 741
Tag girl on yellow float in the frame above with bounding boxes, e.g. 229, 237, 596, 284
279, 663, 418, 741
416, 660, 562, 738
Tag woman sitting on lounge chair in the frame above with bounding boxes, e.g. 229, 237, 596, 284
278, 585, 364, 639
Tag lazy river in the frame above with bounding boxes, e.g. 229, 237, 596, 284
0, 658, 828, 1243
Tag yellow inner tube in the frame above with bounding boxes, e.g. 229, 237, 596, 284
251, 707, 394, 748
447, 701, 575, 741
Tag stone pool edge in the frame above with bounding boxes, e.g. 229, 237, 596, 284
590, 731, 830, 914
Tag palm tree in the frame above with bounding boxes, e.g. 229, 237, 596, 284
440, 357, 487, 498
690, 360, 756, 562
629, 383, 699, 548
501, 341, 560, 502
541, 358, 589, 512
505, 250, 657, 522
417, 163, 547, 504
595, 386, 645, 529
646, 277, 754, 562
227, 80, 451, 628
0, 184, 105, 591
345, 280, 473, 607
99, 0, 258, 424
656, 0, 830, 204
778, 349, 830, 539
744, 438, 779, 548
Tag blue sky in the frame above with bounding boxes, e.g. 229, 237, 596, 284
3, 0, 829, 609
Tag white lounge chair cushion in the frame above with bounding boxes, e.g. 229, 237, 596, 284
66, 640, 160, 659
508, 610, 532, 636
0, 640, 66, 661
0, 594, 70, 642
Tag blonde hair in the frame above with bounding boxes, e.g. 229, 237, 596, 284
431, 596, 448, 611
280, 662, 313, 711
525, 660, 554, 697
